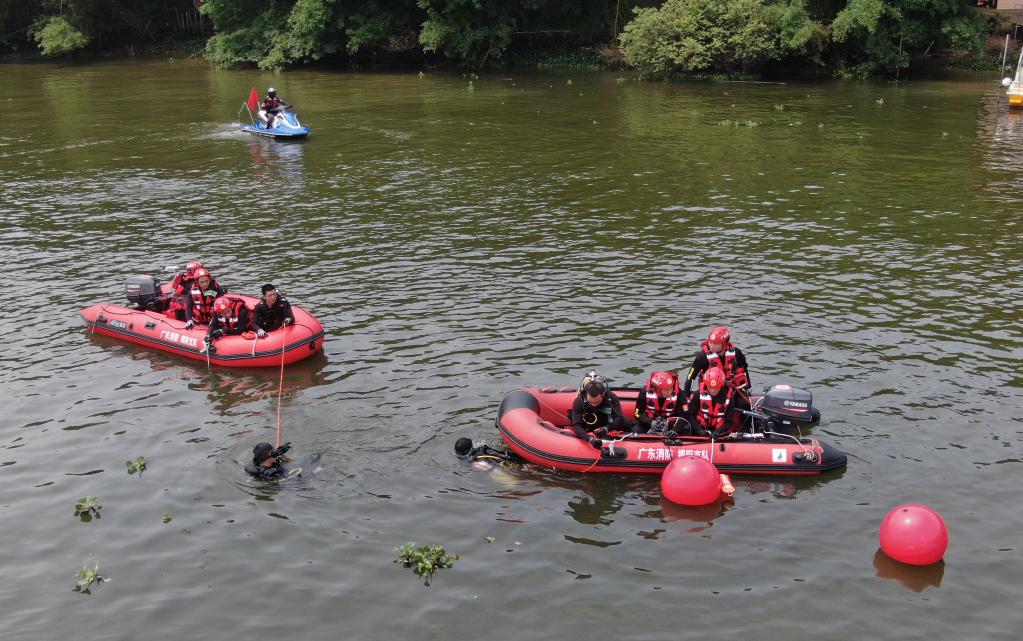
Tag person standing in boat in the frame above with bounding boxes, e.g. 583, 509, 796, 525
681, 326, 751, 403
251, 284, 295, 338
166, 260, 203, 321
258, 87, 283, 129
183, 268, 227, 329
571, 371, 634, 448
684, 367, 750, 437
634, 370, 687, 436
245, 441, 291, 480
201, 296, 251, 354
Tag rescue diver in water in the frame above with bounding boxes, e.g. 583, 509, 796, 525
245, 441, 292, 480
454, 437, 520, 463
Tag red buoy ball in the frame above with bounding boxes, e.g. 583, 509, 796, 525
879, 504, 948, 566
661, 456, 721, 506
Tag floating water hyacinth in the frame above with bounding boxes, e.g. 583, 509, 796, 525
73, 558, 107, 594
74, 496, 101, 522
126, 456, 146, 476
394, 542, 458, 586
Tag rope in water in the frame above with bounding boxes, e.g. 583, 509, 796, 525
275, 329, 286, 447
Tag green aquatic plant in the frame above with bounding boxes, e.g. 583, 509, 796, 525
74, 497, 101, 522
484, 536, 496, 543
394, 542, 458, 586
73, 558, 107, 594
126, 456, 147, 476
774, 103, 785, 112
162, 514, 172, 524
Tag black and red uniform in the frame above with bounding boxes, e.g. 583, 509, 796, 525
166, 272, 197, 320
184, 278, 227, 325
634, 378, 684, 433
682, 340, 750, 398
685, 381, 750, 437
206, 298, 250, 340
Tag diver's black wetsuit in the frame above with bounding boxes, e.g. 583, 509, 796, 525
245, 459, 288, 480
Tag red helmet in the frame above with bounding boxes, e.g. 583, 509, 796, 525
704, 367, 726, 390
193, 267, 210, 281
648, 371, 677, 393
184, 261, 204, 278
213, 297, 232, 315
707, 326, 730, 345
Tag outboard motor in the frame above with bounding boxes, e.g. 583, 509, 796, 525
125, 275, 165, 311
750, 384, 821, 435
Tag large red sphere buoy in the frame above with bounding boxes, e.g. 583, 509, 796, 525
879, 504, 948, 566
661, 456, 721, 506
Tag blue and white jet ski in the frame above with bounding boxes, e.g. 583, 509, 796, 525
241, 104, 310, 139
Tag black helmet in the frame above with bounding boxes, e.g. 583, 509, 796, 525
267, 87, 277, 98
253, 442, 274, 463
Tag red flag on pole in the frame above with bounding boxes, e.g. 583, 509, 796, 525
246, 86, 259, 111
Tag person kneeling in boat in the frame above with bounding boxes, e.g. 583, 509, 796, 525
183, 268, 227, 329
634, 370, 686, 437
572, 371, 634, 448
258, 87, 283, 129
245, 441, 291, 480
200, 296, 251, 354
684, 367, 750, 438
251, 283, 295, 338
682, 325, 751, 398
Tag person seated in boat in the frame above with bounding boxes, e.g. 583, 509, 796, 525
245, 441, 292, 480
634, 370, 686, 436
258, 87, 283, 129
571, 371, 634, 448
183, 268, 227, 329
251, 283, 295, 338
167, 260, 204, 321
684, 367, 750, 438
200, 296, 251, 353
682, 325, 751, 401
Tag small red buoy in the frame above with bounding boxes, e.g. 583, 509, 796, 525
661, 456, 720, 506
879, 504, 948, 566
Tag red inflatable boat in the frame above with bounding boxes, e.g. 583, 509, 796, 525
81, 279, 324, 368
495, 387, 846, 476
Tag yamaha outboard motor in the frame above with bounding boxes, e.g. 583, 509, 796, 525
751, 384, 821, 435
125, 275, 165, 311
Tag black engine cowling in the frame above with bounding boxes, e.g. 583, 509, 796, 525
752, 384, 821, 434
125, 275, 165, 310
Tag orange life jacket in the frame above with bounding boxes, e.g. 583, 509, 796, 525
642, 380, 679, 419
700, 339, 750, 390
696, 382, 736, 433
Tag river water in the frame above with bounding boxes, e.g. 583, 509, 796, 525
2, 59, 1022, 639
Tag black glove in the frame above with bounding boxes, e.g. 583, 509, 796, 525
212, 329, 224, 339
694, 428, 710, 437
256, 329, 267, 338
184, 320, 194, 330
664, 430, 678, 438
283, 317, 293, 326
271, 442, 291, 458
588, 437, 603, 448
595, 427, 609, 438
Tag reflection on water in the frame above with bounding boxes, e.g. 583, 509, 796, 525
873, 548, 945, 592
246, 136, 306, 190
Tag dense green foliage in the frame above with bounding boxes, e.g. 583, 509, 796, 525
620, 0, 820, 76
0, 0, 998, 76
1, 0, 202, 56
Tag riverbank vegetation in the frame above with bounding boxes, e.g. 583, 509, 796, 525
0, 0, 1014, 78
